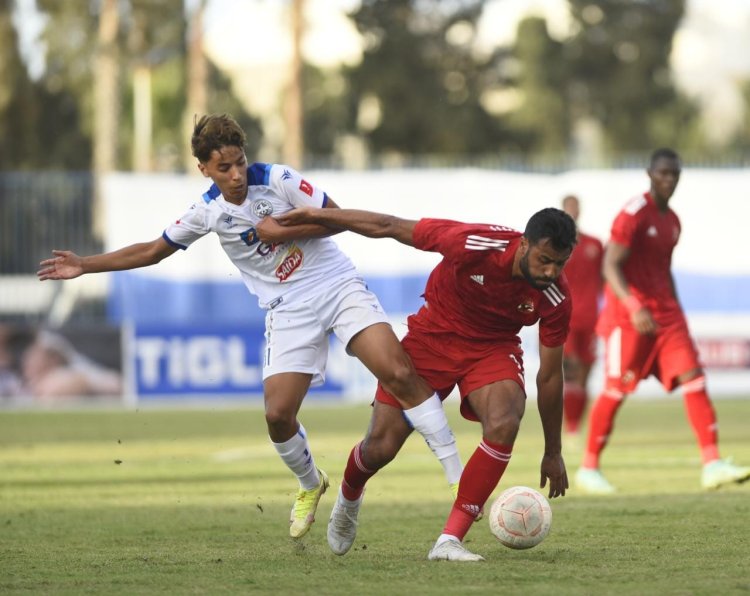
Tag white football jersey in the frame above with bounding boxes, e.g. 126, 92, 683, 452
163, 163, 358, 309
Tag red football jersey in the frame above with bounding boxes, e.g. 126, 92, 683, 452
565, 230, 603, 331
598, 192, 683, 335
409, 219, 571, 347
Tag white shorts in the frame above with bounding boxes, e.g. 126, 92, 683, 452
262, 276, 390, 386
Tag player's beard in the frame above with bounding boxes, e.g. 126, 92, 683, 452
520, 253, 554, 290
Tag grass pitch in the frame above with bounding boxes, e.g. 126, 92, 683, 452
1, 397, 749, 595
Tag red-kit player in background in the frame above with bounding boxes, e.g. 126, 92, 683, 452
560, 195, 604, 438
575, 148, 750, 494
275, 206, 577, 562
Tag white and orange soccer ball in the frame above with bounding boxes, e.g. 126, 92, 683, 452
488, 486, 552, 549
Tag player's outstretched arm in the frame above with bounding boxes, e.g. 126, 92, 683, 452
275, 207, 418, 247
536, 343, 568, 498
37, 237, 177, 281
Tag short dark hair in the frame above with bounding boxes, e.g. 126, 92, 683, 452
650, 147, 680, 168
191, 114, 246, 162
524, 207, 577, 252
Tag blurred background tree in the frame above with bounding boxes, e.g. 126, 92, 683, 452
565, 0, 703, 156
341, 0, 508, 158
0, 0, 746, 171
1, 0, 258, 172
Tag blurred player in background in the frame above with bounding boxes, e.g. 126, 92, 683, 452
275, 205, 576, 562
560, 195, 603, 439
576, 148, 750, 494
37, 113, 463, 541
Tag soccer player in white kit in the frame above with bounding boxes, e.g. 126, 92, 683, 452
37, 113, 462, 540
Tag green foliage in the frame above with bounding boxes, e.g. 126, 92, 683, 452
507, 17, 570, 155
1, 399, 749, 594
566, 0, 704, 153
344, 0, 506, 155
3, 0, 260, 171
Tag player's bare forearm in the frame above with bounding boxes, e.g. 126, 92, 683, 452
536, 345, 564, 455
535, 346, 568, 498
602, 242, 632, 301
37, 238, 175, 281
536, 378, 563, 455
276, 208, 417, 246
256, 217, 338, 244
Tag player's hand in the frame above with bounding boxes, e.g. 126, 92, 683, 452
631, 308, 658, 335
540, 452, 568, 498
274, 207, 319, 227
255, 216, 287, 243
37, 250, 83, 281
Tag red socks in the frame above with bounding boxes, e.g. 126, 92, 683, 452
681, 376, 720, 463
341, 442, 377, 501
582, 390, 623, 469
443, 439, 512, 541
563, 382, 588, 434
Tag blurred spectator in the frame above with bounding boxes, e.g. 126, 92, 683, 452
0, 324, 24, 398
19, 330, 122, 401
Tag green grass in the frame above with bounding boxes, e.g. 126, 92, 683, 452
1, 398, 749, 595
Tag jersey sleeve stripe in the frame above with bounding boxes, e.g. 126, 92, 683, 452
247, 162, 271, 186
162, 230, 187, 250
322, 192, 329, 208
542, 284, 565, 306
465, 236, 509, 251
202, 184, 221, 203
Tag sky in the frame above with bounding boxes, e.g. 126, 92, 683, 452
202, 0, 750, 144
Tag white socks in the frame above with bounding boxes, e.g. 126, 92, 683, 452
272, 423, 319, 490
403, 394, 463, 485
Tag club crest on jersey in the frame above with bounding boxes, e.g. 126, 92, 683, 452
517, 299, 535, 313
252, 199, 274, 218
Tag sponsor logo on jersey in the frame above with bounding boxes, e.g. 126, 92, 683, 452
299, 179, 313, 196
223, 215, 235, 228
647, 225, 658, 237
464, 235, 509, 251
517, 299, 535, 312
281, 169, 292, 181
275, 247, 303, 281
470, 274, 484, 285
252, 199, 274, 218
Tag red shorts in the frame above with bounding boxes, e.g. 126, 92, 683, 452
602, 316, 701, 393
375, 330, 526, 422
563, 327, 597, 366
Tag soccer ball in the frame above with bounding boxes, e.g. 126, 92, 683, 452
488, 486, 552, 549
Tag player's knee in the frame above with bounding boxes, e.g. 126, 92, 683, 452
483, 411, 523, 444
361, 434, 400, 469
264, 406, 296, 436
378, 360, 419, 398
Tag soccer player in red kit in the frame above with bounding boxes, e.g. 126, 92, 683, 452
560, 195, 604, 437
575, 148, 750, 494
275, 206, 576, 562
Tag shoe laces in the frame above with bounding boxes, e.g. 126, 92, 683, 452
293, 485, 320, 518
331, 502, 359, 535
